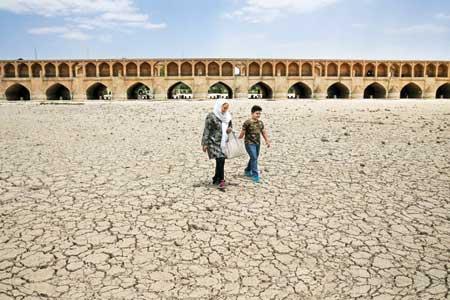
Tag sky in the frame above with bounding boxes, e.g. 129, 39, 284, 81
0, 0, 449, 60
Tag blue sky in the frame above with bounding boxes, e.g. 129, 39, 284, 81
0, 0, 449, 60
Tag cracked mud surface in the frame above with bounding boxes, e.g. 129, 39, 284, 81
0, 100, 449, 299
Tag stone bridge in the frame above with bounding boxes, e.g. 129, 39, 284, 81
0, 58, 449, 101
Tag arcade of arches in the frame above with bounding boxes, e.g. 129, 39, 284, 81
1, 59, 449, 101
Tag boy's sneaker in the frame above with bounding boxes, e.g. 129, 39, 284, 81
244, 170, 252, 177
251, 176, 260, 183
218, 180, 226, 190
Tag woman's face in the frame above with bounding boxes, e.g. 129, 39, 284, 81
221, 103, 229, 113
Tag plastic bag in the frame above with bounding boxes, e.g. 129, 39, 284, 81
223, 131, 246, 159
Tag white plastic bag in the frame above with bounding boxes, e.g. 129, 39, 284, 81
223, 131, 246, 159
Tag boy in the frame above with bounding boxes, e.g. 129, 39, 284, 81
239, 105, 271, 183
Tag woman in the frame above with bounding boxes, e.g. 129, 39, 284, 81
202, 99, 233, 189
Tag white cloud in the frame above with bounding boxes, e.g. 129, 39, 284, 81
28, 26, 69, 35
28, 26, 91, 40
0, 0, 166, 40
226, 0, 341, 23
61, 31, 91, 41
387, 24, 449, 35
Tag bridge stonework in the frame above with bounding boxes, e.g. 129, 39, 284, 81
0, 58, 449, 101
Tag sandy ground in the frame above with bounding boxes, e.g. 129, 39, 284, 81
0, 99, 449, 299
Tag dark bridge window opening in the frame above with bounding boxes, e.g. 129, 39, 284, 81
400, 83, 422, 99
208, 82, 233, 99
436, 83, 450, 99
6, 84, 30, 101
364, 83, 386, 99
327, 83, 349, 99
249, 82, 273, 99
87, 83, 109, 100
127, 83, 152, 100
168, 82, 192, 99
46, 84, 71, 100
288, 83, 312, 99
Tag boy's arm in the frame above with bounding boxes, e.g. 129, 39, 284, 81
238, 121, 247, 139
262, 129, 271, 147
238, 129, 245, 139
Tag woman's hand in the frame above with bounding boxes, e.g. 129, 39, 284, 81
202, 145, 208, 153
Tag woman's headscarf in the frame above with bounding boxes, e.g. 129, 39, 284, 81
213, 98, 232, 124
213, 99, 232, 150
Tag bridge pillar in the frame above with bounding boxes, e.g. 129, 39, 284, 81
387, 91, 400, 99
423, 78, 437, 99
235, 92, 249, 100
351, 92, 363, 99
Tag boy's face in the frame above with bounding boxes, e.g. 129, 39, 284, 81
251, 111, 262, 120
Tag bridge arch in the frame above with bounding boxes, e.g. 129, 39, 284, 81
222, 62, 233, 76
85, 63, 96, 77
288, 82, 312, 99
365, 63, 375, 77
249, 82, 273, 99
414, 64, 424, 77
181, 62, 192, 76
45, 63, 56, 77
208, 82, 233, 99
58, 63, 70, 77
275, 62, 286, 76
340, 63, 351, 77
46, 83, 71, 100
167, 62, 179, 77
4, 63, 15, 78
127, 82, 152, 100
262, 62, 273, 76
31, 63, 42, 78
391, 64, 400, 77
377, 63, 388, 77
140, 62, 151, 77
18, 63, 29, 78
353, 63, 363, 77
436, 83, 450, 99
249, 62, 260, 76
426, 64, 436, 77
86, 82, 109, 100
126, 62, 138, 77
401, 64, 412, 77
327, 82, 350, 99
364, 82, 386, 99
301, 63, 312, 76
5, 83, 30, 100
327, 63, 338, 77
167, 82, 192, 99
98, 63, 110, 77
195, 62, 206, 76
438, 64, 448, 77
288, 63, 299, 76
208, 62, 220, 76
112, 62, 124, 77
400, 83, 422, 99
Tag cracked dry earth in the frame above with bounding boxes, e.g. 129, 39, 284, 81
0, 99, 449, 300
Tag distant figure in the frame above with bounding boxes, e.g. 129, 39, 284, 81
202, 99, 233, 190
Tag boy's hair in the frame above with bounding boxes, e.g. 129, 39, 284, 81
251, 105, 262, 113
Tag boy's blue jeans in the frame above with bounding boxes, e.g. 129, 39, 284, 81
245, 144, 260, 177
